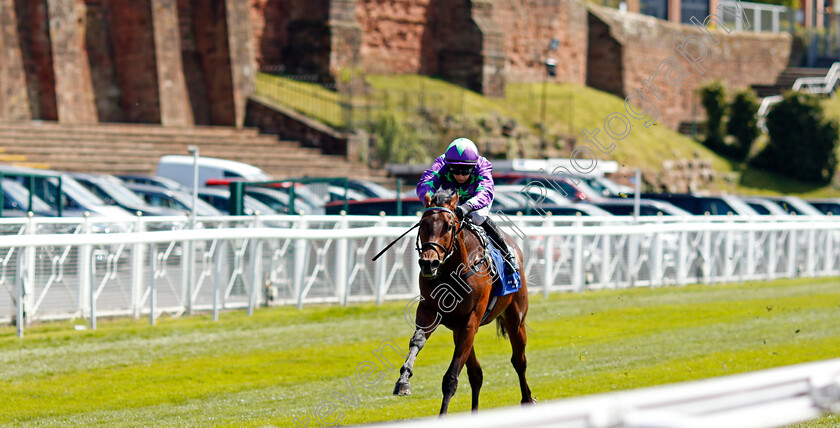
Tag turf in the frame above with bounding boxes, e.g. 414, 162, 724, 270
0, 277, 838, 427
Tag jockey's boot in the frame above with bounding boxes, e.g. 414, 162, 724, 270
481, 218, 516, 273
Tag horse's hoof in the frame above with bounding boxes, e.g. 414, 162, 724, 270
393, 381, 411, 396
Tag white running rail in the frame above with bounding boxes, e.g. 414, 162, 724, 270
2, 213, 840, 337
372, 358, 840, 428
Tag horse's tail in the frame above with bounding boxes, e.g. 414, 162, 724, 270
495, 317, 508, 339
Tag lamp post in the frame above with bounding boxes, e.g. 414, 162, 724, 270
540, 38, 560, 146
540, 57, 557, 144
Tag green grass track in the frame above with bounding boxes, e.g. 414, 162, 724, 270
1, 277, 838, 427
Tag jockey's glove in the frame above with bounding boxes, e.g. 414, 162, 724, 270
455, 204, 471, 220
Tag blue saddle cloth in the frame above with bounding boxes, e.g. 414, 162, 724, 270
486, 240, 521, 297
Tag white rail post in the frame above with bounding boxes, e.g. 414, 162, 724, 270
410, 214, 421, 295
15, 242, 24, 338
601, 233, 610, 289
543, 216, 554, 298
724, 220, 734, 282
78, 213, 92, 317
213, 240, 223, 321
90, 252, 96, 330
824, 229, 834, 275
677, 230, 687, 285
767, 230, 777, 281
806, 228, 816, 276
23, 215, 34, 318
746, 230, 756, 281
375, 214, 387, 305
573, 219, 584, 292
702, 229, 712, 284
336, 213, 349, 306
652, 219, 663, 287
248, 215, 263, 316
131, 214, 145, 318
294, 215, 308, 309
787, 229, 797, 278
149, 244, 156, 325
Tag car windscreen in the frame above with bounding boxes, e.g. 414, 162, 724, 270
91, 178, 149, 206
2, 181, 51, 212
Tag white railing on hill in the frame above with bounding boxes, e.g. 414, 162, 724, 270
372, 358, 840, 428
719, 0, 790, 33
757, 62, 840, 131
2, 213, 840, 336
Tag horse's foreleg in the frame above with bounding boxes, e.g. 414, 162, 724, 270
440, 319, 478, 415
394, 305, 438, 396
465, 346, 483, 411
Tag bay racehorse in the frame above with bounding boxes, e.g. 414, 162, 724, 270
393, 189, 534, 414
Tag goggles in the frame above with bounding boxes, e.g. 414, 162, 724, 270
449, 165, 474, 176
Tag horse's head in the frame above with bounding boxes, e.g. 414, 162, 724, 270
417, 189, 460, 279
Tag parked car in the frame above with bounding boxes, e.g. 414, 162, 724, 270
585, 199, 693, 216
499, 203, 613, 217
640, 193, 758, 216
577, 175, 634, 198
156, 155, 273, 188
0, 179, 53, 217
197, 187, 278, 215
240, 187, 314, 214
760, 196, 825, 216
495, 184, 572, 206
0, 165, 135, 220
740, 197, 790, 216
116, 174, 188, 191
124, 183, 223, 216
286, 177, 395, 199
507, 175, 604, 201
70, 173, 183, 216
205, 179, 325, 213
325, 197, 425, 216
806, 198, 840, 216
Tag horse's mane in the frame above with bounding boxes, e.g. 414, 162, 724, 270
431, 189, 456, 206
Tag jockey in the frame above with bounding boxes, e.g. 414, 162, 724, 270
416, 137, 516, 270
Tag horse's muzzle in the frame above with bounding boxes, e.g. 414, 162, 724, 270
419, 258, 441, 278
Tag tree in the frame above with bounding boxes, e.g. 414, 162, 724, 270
699, 81, 727, 154
726, 89, 760, 161
751, 92, 839, 184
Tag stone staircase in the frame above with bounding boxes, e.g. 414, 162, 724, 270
751, 67, 830, 97
0, 121, 390, 183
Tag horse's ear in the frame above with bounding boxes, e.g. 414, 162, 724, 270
447, 191, 459, 209
424, 192, 432, 207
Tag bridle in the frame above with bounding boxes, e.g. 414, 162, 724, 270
416, 206, 464, 265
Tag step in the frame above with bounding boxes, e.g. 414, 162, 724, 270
0, 132, 293, 147
0, 121, 264, 137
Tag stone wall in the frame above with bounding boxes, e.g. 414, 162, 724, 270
587, 5, 791, 128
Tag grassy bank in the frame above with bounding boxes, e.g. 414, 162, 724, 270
1, 277, 838, 426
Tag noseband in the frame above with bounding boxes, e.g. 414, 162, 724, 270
416, 206, 463, 265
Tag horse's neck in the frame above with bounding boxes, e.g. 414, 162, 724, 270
453, 227, 479, 267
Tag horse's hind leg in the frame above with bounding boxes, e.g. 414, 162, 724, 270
465, 347, 483, 411
504, 306, 534, 404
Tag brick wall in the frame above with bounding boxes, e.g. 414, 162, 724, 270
15, 0, 56, 120
587, 5, 791, 128
109, 0, 161, 123
495, 0, 588, 85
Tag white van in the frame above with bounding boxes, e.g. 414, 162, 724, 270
155, 155, 273, 189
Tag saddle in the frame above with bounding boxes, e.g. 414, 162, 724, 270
464, 220, 521, 295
